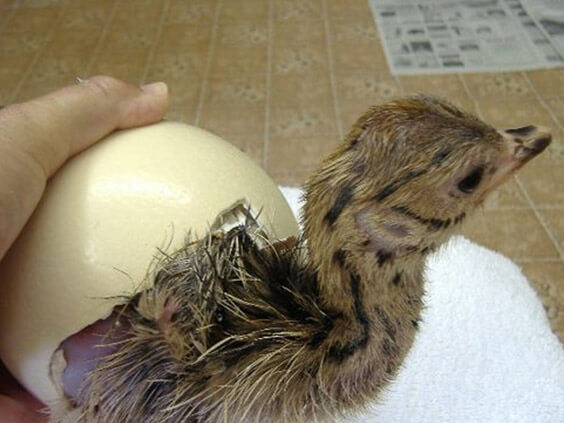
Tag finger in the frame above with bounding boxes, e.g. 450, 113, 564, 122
0, 76, 169, 260
0, 76, 169, 177
0, 395, 47, 423
1, 362, 46, 423
0, 361, 44, 409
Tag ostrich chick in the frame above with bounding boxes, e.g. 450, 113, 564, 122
55, 96, 551, 423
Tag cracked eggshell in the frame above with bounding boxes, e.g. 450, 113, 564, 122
0, 121, 299, 404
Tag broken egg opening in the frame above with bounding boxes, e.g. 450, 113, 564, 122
0, 122, 299, 405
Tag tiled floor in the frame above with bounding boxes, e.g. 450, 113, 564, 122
1, 0, 563, 343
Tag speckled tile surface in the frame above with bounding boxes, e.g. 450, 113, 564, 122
0, 0, 562, 344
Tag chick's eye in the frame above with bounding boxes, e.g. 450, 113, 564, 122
458, 166, 484, 193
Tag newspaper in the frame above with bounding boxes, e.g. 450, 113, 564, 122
369, 0, 564, 75
522, 0, 564, 60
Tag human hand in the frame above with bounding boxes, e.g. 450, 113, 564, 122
0, 76, 169, 422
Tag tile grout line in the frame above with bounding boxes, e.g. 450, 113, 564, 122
367, 3, 405, 96
457, 74, 483, 117
320, 0, 344, 141
515, 176, 564, 261
8, 2, 70, 103
518, 72, 564, 261
0, 7, 16, 33
460, 74, 564, 262
83, 0, 121, 76
521, 71, 564, 133
263, 0, 273, 171
139, 0, 171, 85
393, 74, 406, 96
193, 0, 222, 127
514, 257, 563, 264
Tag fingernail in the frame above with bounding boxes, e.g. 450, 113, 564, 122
140, 81, 168, 97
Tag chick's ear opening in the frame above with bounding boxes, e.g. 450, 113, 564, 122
355, 206, 425, 255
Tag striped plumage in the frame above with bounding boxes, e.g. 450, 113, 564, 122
53, 96, 551, 422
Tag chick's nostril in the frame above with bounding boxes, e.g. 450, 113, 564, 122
503, 125, 552, 159
527, 135, 551, 153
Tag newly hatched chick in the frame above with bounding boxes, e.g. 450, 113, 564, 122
54, 96, 551, 423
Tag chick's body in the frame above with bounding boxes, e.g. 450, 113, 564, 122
54, 96, 551, 423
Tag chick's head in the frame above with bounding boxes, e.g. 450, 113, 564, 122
326, 95, 551, 257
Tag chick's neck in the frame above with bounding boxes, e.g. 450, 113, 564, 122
302, 192, 428, 325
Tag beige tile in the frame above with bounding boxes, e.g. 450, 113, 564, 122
220, 0, 268, 21
89, 54, 148, 85
336, 73, 401, 129
216, 20, 268, 46
210, 44, 267, 77
272, 19, 326, 46
463, 73, 536, 101
399, 75, 476, 114
112, 0, 164, 28
518, 165, 564, 207
520, 261, 564, 345
273, 0, 323, 22
476, 98, 554, 129
0, 55, 34, 102
166, 0, 217, 24
0, 9, 9, 29
331, 41, 388, 76
268, 134, 340, 174
543, 97, 564, 131
27, 54, 89, 84
60, 2, 115, 30
99, 25, 158, 51
0, 31, 49, 57
460, 209, 559, 261
540, 209, 564, 251
166, 104, 197, 124
269, 105, 337, 139
95, 46, 150, 68
199, 103, 265, 138
205, 75, 266, 107
14, 0, 65, 5
325, 0, 373, 18
269, 169, 313, 187
156, 75, 202, 100
336, 73, 402, 102
147, 50, 209, 82
157, 78, 201, 112
4, 4, 61, 32
329, 16, 379, 44
43, 27, 103, 57
527, 69, 564, 99
482, 177, 528, 210
271, 42, 328, 76
68, 0, 116, 5
270, 72, 333, 110
156, 24, 211, 54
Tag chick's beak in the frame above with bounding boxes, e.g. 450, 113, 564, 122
502, 125, 552, 162
479, 125, 552, 199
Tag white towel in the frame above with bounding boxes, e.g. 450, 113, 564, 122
279, 187, 564, 423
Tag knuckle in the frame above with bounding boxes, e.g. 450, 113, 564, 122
85, 75, 130, 99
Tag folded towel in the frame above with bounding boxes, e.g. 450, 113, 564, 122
279, 187, 564, 423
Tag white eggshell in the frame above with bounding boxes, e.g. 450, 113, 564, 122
0, 122, 299, 403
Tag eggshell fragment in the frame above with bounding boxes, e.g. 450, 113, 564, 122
0, 122, 299, 403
